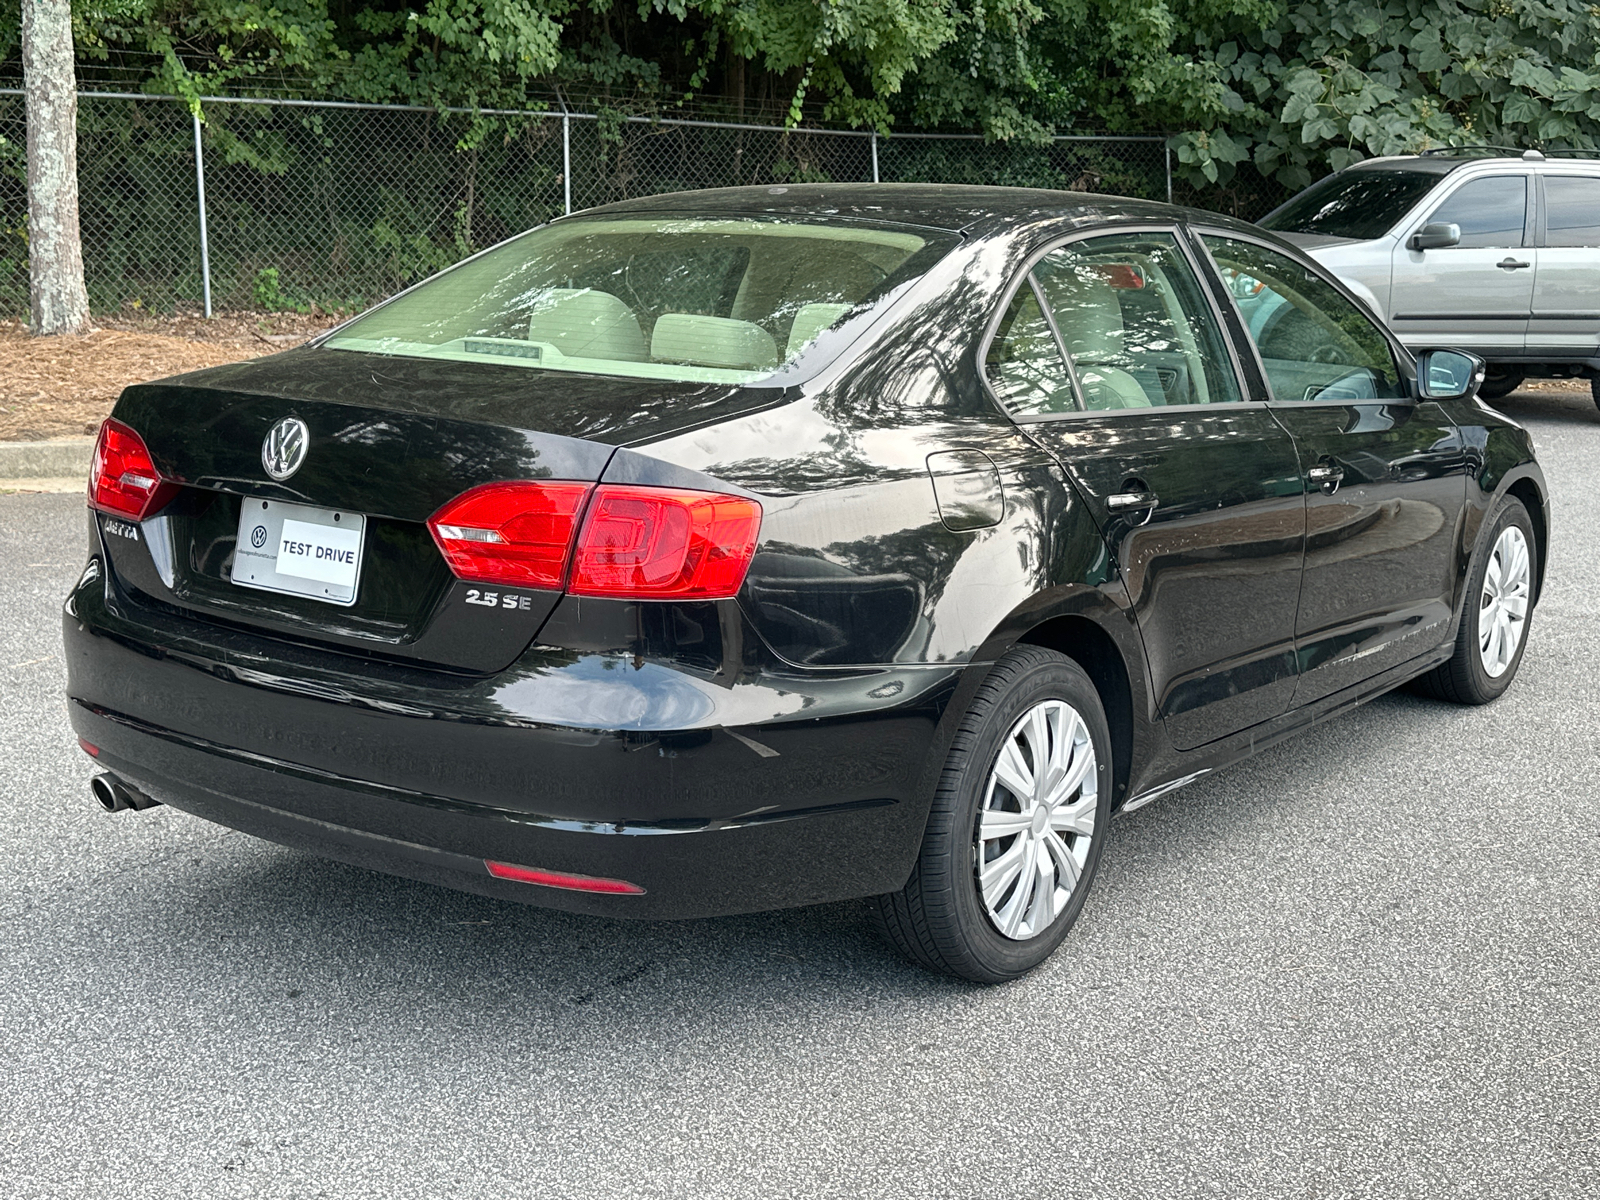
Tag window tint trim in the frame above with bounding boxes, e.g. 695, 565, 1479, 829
978, 222, 1253, 422
1189, 226, 1418, 408
1026, 273, 1086, 411
1182, 226, 1275, 402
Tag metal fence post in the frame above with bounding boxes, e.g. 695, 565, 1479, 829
559, 95, 573, 215
191, 108, 213, 317
870, 130, 879, 183
1165, 140, 1173, 205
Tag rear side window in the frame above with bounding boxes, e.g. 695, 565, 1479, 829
1203, 235, 1404, 404
985, 283, 1076, 415
1032, 232, 1242, 409
1543, 176, 1600, 247
1425, 176, 1528, 248
1260, 170, 1441, 240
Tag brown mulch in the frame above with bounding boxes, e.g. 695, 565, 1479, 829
0, 311, 342, 441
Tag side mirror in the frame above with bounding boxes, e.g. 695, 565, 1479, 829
1416, 349, 1485, 400
1409, 222, 1461, 251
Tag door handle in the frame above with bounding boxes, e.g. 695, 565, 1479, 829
1497, 258, 1531, 270
1308, 463, 1345, 494
1107, 489, 1159, 525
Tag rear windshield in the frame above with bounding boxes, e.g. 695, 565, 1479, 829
1260, 170, 1441, 240
324, 215, 958, 384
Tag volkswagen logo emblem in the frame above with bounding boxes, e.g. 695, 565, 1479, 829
261, 417, 309, 481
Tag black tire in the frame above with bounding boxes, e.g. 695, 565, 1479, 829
1412, 495, 1537, 704
873, 646, 1113, 983
1591, 375, 1599, 412
1477, 369, 1525, 401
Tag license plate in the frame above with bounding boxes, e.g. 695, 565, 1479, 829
232, 498, 365, 606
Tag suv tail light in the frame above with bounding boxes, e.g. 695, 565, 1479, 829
426, 481, 762, 600
89, 419, 180, 520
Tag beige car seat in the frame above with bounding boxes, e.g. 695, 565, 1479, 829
1046, 272, 1153, 410
526, 289, 647, 361
651, 314, 779, 371
786, 302, 852, 357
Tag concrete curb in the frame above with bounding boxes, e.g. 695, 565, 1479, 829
0, 439, 93, 481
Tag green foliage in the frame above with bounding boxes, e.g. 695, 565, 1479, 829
1174, 1, 1600, 194
6, 0, 1598, 210
250, 266, 311, 312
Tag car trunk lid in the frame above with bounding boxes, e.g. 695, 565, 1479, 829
101, 347, 779, 673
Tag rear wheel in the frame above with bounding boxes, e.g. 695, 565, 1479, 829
1477, 369, 1525, 401
1591, 375, 1599, 411
873, 646, 1112, 983
1413, 496, 1536, 704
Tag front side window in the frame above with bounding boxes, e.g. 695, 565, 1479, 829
325, 216, 958, 384
1032, 232, 1242, 409
1202, 235, 1404, 404
1260, 170, 1442, 241
1424, 176, 1528, 249
1543, 176, 1600, 247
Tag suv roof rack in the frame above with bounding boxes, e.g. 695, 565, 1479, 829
1418, 144, 1600, 160
1419, 145, 1547, 160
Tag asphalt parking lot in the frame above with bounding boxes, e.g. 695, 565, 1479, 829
3, 389, 1597, 1199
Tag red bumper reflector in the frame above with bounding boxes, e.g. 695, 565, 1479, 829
484, 860, 646, 895
78, 738, 100, 758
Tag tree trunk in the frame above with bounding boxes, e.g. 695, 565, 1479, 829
22, 0, 90, 335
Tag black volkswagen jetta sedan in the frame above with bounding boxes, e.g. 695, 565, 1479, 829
65, 185, 1547, 982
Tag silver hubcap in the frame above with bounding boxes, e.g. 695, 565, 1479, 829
1479, 526, 1530, 679
974, 700, 1098, 941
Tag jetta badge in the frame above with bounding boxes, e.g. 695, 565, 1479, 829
261, 417, 309, 481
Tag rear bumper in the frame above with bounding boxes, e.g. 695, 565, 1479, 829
64, 568, 960, 919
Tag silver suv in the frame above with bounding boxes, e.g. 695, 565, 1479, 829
1259, 149, 1600, 408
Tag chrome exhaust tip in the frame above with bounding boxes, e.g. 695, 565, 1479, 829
91, 773, 160, 813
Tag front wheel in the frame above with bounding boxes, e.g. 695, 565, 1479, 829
1413, 496, 1537, 704
873, 646, 1113, 983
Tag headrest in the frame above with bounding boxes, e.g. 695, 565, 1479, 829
526, 289, 646, 361
1042, 269, 1125, 363
651, 314, 778, 371
786, 302, 852, 357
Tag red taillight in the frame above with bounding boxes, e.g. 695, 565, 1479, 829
427, 481, 761, 600
484, 860, 646, 894
426, 481, 594, 588
570, 486, 761, 600
89, 419, 179, 520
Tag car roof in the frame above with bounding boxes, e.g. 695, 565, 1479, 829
1341, 156, 1467, 176
572, 182, 1265, 241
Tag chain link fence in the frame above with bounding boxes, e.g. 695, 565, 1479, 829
0, 91, 1172, 318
